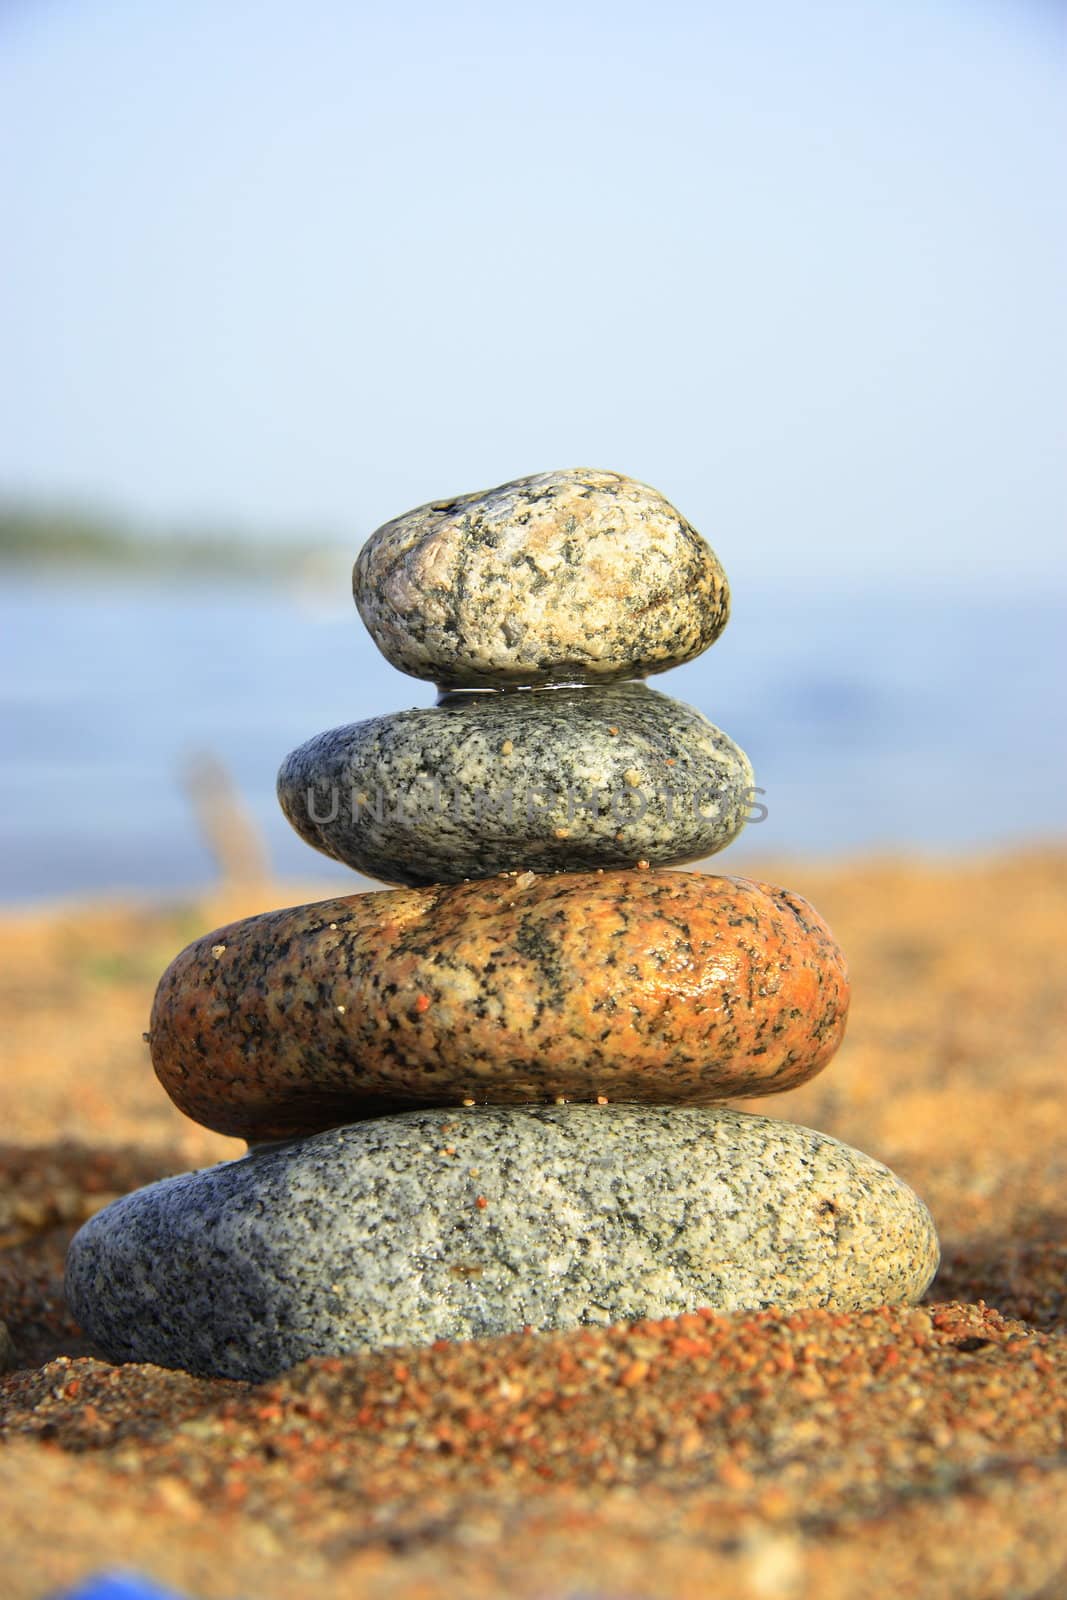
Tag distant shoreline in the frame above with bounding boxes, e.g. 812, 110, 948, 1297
0, 501, 347, 581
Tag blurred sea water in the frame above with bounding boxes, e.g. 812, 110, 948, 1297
0, 571, 1063, 903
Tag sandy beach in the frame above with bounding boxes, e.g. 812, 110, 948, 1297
2, 849, 1065, 1598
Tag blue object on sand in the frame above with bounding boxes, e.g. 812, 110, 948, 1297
48, 1574, 196, 1600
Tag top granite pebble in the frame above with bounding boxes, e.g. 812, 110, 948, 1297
353, 469, 730, 688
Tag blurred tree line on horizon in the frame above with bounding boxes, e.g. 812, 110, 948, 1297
0, 498, 345, 580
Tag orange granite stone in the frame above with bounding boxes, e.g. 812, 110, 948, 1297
149, 869, 850, 1139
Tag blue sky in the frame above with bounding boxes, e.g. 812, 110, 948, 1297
2, 0, 1064, 585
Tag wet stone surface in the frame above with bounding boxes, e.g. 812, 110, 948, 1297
147, 870, 850, 1141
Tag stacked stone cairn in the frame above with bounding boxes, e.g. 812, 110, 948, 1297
67, 469, 939, 1382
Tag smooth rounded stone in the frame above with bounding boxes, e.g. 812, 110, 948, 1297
65, 1105, 940, 1381
149, 870, 850, 1140
277, 682, 755, 886
353, 468, 730, 688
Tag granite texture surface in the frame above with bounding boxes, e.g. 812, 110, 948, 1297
149, 870, 850, 1140
65, 1104, 939, 1381
278, 683, 755, 886
352, 468, 730, 688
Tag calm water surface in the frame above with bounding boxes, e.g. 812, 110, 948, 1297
1, 573, 1063, 902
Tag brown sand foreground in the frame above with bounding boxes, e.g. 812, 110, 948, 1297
1, 851, 1065, 1599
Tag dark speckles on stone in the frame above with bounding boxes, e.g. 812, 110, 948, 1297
352, 468, 730, 689
66, 464, 944, 1380
64, 1105, 940, 1382
148, 870, 850, 1141
277, 682, 754, 888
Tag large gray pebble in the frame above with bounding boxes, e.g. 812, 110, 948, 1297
353, 468, 730, 688
66, 1106, 939, 1382
277, 682, 754, 885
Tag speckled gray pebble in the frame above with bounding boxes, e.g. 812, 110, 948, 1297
353, 468, 730, 688
277, 682, 754, 885
65, 1106, 939, 1381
